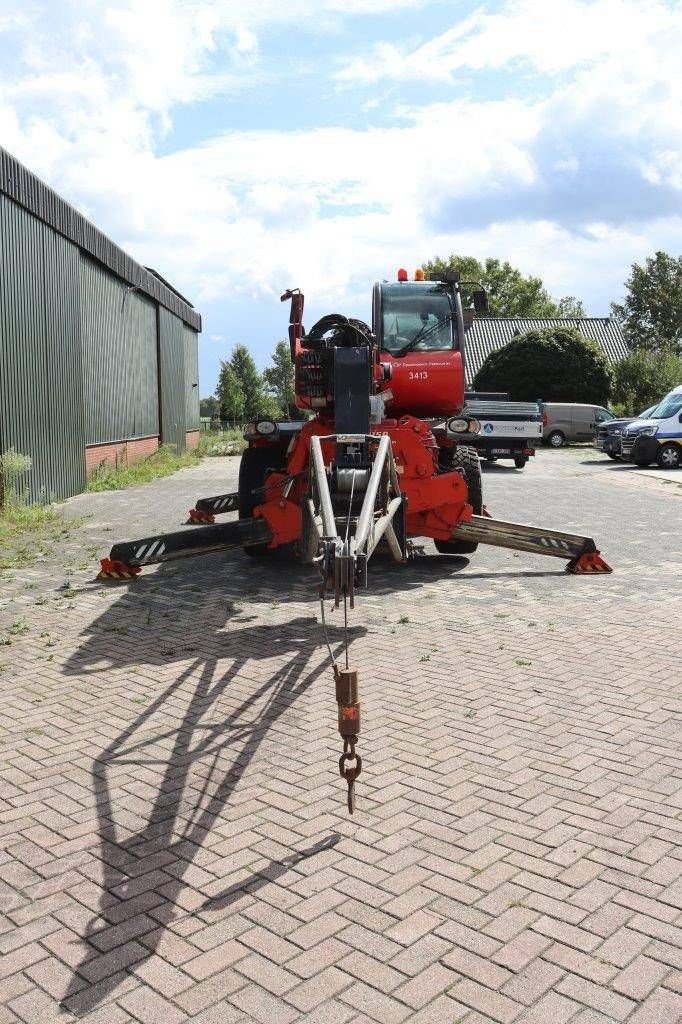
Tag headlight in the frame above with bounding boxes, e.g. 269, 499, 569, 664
639, 425, 658, 436
447, 416, 481, 435
255, 419, 277, 436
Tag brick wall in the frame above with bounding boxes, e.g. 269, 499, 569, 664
186, 430, 200, 451
85, 436, 159, 478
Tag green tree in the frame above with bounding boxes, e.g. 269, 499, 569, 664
229, 344, 265, 420
612, 349, 682, 414
611, 251, 682, 355
216, 362, 245, 423
262, 340, 298, 419
199, 395, 220, 418
473, 326, 612, 403
422, 255, 585, 317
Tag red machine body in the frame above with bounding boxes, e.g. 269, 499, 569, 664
255, 273, 474, 551
252, 414, 471, 551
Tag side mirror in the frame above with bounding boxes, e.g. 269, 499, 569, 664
473, 289, 489, 314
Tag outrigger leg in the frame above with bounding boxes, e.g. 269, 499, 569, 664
187, 491, 239, 524
450, 516, 612, 574
97, 517, 271, 578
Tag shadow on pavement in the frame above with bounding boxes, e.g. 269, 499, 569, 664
60, 560, 365, 1016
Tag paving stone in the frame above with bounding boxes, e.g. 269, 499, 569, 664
1, 452, 680, 1024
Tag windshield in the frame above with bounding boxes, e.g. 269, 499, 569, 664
381, 288, 454, 354
648, 393, 682, 419
595, 408, 615, 422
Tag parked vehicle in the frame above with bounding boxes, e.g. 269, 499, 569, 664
542, 403, 616, 447
593, 405, 657, 460
462, 394, 542, 469
621, 386, 682, 468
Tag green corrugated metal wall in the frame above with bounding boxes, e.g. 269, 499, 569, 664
184, 324, 200, 431
159, 307, 187, 453
0, 195, 86, 501
80, 255, 158, 444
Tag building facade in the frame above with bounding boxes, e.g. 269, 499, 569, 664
0, 147, 201, 502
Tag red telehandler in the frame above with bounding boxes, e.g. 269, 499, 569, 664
98, 269, 612, 812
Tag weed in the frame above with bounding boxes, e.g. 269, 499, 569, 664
398, 614, 409, 624
195, 428, 246, 457
464, 708, 477, 719
34, 596, 47, 605
86, 444, 200, 492
132, 695, 150, 705
419, 654, 431, 663
516, 658, 532, 667
10, 618, 29, 636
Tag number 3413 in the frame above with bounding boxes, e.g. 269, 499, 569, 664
408, 371, 428, 380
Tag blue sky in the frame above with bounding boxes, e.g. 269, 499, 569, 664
1, 0, 680, 395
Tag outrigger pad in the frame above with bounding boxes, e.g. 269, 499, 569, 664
97, 558, 142, 581
565, 552, 613, 575
187, 508, 215, 525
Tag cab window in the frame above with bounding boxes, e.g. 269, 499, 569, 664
595, 408, 615, 423
381, 291, 453, 354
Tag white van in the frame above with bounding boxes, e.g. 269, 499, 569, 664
620, 385, 682, 468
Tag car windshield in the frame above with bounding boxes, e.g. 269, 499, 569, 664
382, 289, 454, 354
595, 408, 615, 422
648, 393, 682, 419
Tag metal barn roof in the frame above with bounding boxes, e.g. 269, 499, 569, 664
0, 146, 201, 331
465, 317, 628, 385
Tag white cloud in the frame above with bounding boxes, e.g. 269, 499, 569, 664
1, 0, 680, 383
336, 0, 682, 83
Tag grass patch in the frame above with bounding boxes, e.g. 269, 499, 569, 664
0, 504, 69, 570
195, 429, 246, 457
86, 444, 200, 492
1, 449, 72, 571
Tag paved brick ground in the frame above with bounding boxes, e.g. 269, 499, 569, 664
1, 449, 680, 1024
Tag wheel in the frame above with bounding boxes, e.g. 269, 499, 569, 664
238, 446, 285, 555
657, 443, 681, 470
435, 446, 482, 555
514, 457, 527, 469
633, 458, 651, 467
546, 430, 566, 448
485, 455, 497, 463
607, 452, 619, 461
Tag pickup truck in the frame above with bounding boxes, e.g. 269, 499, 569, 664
460, 394, 543, 469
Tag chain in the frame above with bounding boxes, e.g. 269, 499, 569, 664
338, 735, 362, 814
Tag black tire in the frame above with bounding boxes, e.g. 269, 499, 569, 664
546, 430, 566, 448
485, 455, 497, 463
238, 446, 285, 555
657, 443, 681, 470
607, 452, 619, 461
435, 446, 482, 555
514, 457, 527, 469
